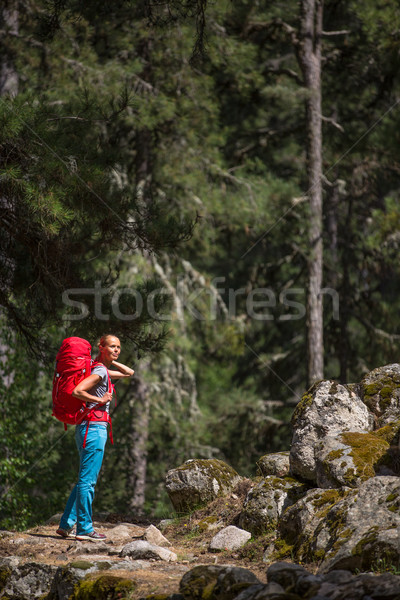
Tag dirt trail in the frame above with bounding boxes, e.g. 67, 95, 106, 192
0, 516, 270, 598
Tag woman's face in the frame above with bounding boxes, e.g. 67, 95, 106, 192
99, 336, 121, 363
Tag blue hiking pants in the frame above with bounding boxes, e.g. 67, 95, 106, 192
59, 422, 107, 535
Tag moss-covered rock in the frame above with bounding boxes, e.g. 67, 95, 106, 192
197, 516, 220, 533
360, 364, 400, 426
290, 380, 373, 483
179, 565, 259, 600
315, 431, 392, 488
70, 575, 136, 600
278, 487, 353, 565
278, 476, 400, 573
165, 459, 242, 512
256, 452, 290, 478
239, 476, 309, 536
0, 559, 57, 599
0, 567, 11, 593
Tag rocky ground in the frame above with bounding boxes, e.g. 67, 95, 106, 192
0, 485, 276, 599
2, 485, 400, 600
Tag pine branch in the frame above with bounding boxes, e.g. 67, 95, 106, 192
322, 30, 350, 36
244, 18, 299, 46
321, 114, 344, 132
263, 66, 303, 85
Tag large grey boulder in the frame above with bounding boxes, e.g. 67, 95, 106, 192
290, 380, 373, 482
165, 459, 241, 512
360, 363, 400, 426
278, 476, 400, 573
239, 476, 308, 535
256, 452, 290, 478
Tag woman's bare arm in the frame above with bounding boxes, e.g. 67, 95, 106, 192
108, 360, 134, 380
72, 373, 112, 405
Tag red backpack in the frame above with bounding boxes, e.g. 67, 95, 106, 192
52, 336, 113, 447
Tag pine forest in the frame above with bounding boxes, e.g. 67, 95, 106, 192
1, 0, 400, 529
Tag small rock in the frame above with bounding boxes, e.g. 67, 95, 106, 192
71, 541, 109, 554
144, 524, 172, 547
104, 524, 139, 543
120, 540, 177, 562
158, 519, 174, 529
0, 530, 14, 538
257, 452, 290, 478
108, 559, 153, 571
209, 526, 251, 552
46, 513, 63, 525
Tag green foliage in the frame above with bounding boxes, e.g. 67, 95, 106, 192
0, 325, 77, 529
2, 0, 400, 527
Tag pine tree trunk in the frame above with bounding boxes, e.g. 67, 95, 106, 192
0, 0, 19, 96
298, 0, 324, 386
125, 374, 150, 513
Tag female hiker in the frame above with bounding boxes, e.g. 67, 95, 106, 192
56, 334, 134, 541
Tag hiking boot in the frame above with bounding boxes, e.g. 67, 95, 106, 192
56, 527, 74, 538
75, 530, 107, 541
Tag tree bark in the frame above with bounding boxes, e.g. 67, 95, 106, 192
125, 373, 150, 513
0, 0, 19, 96
298, 0, 324, 386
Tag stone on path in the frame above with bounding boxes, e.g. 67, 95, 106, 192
209, 525, 251, 552
144, 524, 172, 547
120, 540, 177, 562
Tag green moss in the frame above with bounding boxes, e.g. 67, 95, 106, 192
70, 575, 136, 600
197, 516, 218, 532
0, 568, 11, 592
351, 527, 379, 556
179, 566, 219, 600
327, 449, 345, 461
299, 490, 354, 563
237, 535, 272, 562
340, 432, 390, 484
375, 420, 400, 444
364, 382, 381, 397
69, 561, 94, 570
95, 562, 112, 571
144, 596, 169, 600
380, 386, 394, 399
313, 549, 326, 561
312, 489, 342, 510
291, 390, 314, 426
202, 581, 216, 600
270, 538, 294, 560
388, 506, 398, 512
386, 493, 399, 502
362, 374, 400, 413
331, 527, 354, 554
